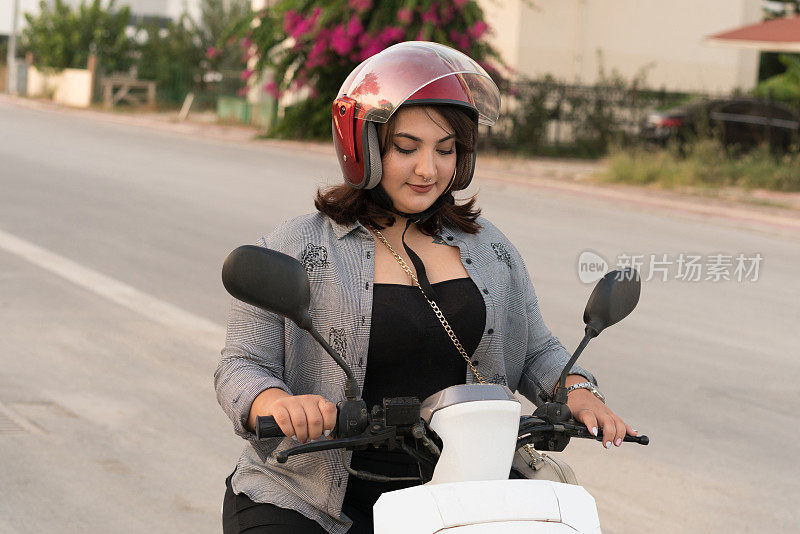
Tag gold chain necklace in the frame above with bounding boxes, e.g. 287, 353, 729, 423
368, 226, 486, 384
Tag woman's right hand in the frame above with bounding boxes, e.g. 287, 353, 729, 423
248, 388, 337, 443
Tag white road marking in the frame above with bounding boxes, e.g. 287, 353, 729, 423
0, 228, 225, 348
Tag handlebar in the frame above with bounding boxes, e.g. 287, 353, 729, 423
255, 416, 285, 439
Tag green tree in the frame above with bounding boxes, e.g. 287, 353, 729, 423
224, 0, 507, 139
756, 54, 800, 101
135, 0, 250, 106
135, 15, 206, 105
197, 0, 251, 73
22, 0, 133, 72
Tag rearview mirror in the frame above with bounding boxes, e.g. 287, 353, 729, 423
583, 268, 640, 336
222, 245, 313, 330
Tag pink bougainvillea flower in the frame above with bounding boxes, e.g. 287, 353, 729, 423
441, 3, 455, 23
306, 39, 328, 68
448, 30, 470, 51
240, 37, 252, 49
240, 68, 254, 81
468, 21, 488, 39
415, 29, 426, 41
421, 6, 439, 25
359, 34, 385, 61
291, 17, 314, 39
284, 10, 301, 34
397, 8, 412, 24
331, 24, 353, 56
206, 46, 217, 59
379, 26, 405, 44
348, 0, 372, 12
263, 81, 283, 99
347, 15, 364, 39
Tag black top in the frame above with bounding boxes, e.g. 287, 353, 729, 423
344, 277, 486, 520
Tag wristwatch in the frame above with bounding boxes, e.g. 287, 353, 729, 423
566, 382, 606, 404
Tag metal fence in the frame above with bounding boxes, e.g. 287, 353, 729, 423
479, 78, 800, 157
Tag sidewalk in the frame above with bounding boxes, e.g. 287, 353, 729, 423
4, 94, 798, 239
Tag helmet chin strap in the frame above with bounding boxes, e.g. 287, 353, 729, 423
367, 171, 457, 300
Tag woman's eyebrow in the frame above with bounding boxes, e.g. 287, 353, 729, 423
394, 133, 456, 143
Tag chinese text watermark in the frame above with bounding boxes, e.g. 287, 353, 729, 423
577, 251, 763, 284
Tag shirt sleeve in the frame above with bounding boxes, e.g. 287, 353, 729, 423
516, 258, 598, 406
214, 237, 293, 440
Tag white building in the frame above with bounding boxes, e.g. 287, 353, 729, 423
1, 0, 201, 37
478, 0, 763, 93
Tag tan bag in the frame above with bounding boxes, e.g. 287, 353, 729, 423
511, 444, 578, 485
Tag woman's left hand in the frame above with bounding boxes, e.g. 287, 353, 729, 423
566, 384, 637, 449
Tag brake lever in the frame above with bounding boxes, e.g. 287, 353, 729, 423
565, 423, 649, 445
276, 426, 396, 463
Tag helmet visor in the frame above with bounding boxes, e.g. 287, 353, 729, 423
337, 41, 500, 126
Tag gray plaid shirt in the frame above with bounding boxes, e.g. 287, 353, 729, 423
215, 212, 596, 534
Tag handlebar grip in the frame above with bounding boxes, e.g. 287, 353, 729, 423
624, 434, 649, 445
255, 416, 286, 439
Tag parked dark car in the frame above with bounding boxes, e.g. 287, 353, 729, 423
640, 97, 800, 151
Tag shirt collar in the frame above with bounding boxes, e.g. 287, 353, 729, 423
330, 219, 364, 240
329, 217, 474, 244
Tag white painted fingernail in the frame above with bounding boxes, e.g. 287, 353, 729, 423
291, 435, 298, 442
592, 427, 598, 436
615, 438, 622, 447
324, 430, 331, 437
605, 441, 611, 449
632, 429, 639, 434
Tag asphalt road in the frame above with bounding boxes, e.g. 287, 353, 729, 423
1, 100, 798, 533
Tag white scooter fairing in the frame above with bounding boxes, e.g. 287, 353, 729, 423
372, 384, 601, 533
374, 480, 600, 533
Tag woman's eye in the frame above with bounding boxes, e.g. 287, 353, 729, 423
394, 145, 414, 154
393, 144, 455, 155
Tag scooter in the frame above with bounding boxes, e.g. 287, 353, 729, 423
222, 245, 648, 533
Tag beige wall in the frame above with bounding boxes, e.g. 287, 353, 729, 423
27, 66, 93, 108
479, 0, 762, 93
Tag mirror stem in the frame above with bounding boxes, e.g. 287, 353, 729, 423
306, 326, 361, 400
553, 329, 597, 404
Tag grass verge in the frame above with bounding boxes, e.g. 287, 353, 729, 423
601, 140, 800, 192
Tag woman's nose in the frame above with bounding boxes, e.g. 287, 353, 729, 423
414, 149, 436, 181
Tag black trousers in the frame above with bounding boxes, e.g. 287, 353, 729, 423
222, 474, 373, 534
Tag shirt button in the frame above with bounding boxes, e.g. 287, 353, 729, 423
482, 289, 489, 294
361, 316, 366, 325
465, 259, 472, 264
366, 251, 371, 258
472, 360, 480, 366
446, 236, 454, 241
487, 328, 494, 335
365, 282, 369, 290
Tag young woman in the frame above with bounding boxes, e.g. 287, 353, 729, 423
216, 41, 636, 534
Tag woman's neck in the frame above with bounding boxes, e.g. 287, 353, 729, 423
376, 216, 420, 242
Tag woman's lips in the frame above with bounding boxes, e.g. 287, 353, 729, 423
407, 183, 435, 193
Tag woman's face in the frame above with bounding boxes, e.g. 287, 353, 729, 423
379, 107, 458, 215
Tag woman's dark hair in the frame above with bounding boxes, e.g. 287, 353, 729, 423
315, 105, 482, 235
